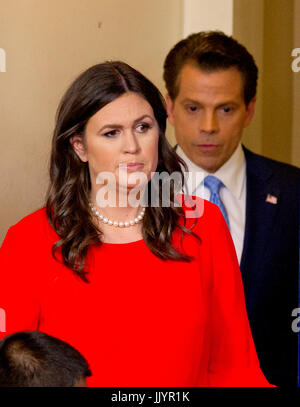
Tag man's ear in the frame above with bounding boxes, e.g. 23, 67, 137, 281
244, 96, 256, 128
69, 135, 88, 162
165, 94, 175, 126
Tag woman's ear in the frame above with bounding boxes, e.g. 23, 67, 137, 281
69, 135, 88, 162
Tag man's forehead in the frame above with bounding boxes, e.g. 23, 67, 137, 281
176, 64, 244, 101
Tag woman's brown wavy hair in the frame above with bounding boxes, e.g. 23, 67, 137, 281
46, 61, 200, 283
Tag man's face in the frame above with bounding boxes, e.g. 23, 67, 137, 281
166, 64, 256, 173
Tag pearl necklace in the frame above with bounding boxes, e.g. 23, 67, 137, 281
89, 203, 145, 227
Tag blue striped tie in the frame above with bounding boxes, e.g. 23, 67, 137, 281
204, 175, 230, 230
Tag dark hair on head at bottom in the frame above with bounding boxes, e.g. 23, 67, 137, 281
0, 331, 91, 387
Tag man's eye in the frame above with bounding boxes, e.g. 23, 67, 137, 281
136, 123, 151, 133
222, 106, 232, 113
187, 106, 198, 113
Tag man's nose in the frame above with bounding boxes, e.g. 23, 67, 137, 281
200, 111, 218, 134
122, 130, 140, 153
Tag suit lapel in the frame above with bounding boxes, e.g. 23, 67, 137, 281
240, 148, 280, 289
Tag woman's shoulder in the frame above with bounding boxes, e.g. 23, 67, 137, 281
0, 208, 60, 321
178, 194, 224, 227
10, 207, 47, 226
2, 207, 56, 248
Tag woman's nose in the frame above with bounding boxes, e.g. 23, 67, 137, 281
122, 131, 140, 153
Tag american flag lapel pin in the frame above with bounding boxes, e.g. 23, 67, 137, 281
266, 193, 278, 204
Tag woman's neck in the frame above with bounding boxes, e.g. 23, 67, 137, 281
90, 186, 145, 223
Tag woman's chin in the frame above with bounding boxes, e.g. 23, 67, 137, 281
117, 182, 146, 193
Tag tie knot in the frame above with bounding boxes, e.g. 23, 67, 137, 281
204, 175, 224, 194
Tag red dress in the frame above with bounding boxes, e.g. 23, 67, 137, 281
0, 198, 271, 386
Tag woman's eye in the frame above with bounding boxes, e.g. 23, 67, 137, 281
136, 123, 151, 133
103, 130, 118, 137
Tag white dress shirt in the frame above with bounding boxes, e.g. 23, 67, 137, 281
176, 143, 246, 264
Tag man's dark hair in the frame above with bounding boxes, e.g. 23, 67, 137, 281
0, 331, 92, 387
163, 30, 258, 105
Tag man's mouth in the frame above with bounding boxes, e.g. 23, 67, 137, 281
196, 144, 218, 152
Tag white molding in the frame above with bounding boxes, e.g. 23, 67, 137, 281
183, 0, 233, 38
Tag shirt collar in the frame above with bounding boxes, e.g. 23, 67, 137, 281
176, 143, 246, 199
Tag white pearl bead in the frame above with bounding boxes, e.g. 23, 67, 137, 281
90, 203, 145, 227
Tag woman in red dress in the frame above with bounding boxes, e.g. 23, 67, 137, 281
0, 61, 271, 386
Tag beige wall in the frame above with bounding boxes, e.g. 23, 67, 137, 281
0, 0, 182, 243
1, 0, 299, 244
233, 0, 264, 154
234, 0, 298, 164
262, 0, 294, 162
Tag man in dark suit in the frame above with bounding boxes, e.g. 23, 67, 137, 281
163, 31, 300, 386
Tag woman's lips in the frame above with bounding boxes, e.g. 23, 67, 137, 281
119, 163, 144, 171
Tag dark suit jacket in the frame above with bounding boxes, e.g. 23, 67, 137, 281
241, 146, 300, 386
175, 143, 300, 385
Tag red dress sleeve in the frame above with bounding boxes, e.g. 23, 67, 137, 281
0, 225, 41, 340
0, 209, 57, 340
205, 203, 274, 386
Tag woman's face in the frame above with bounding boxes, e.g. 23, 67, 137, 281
71, 92, 160, 197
